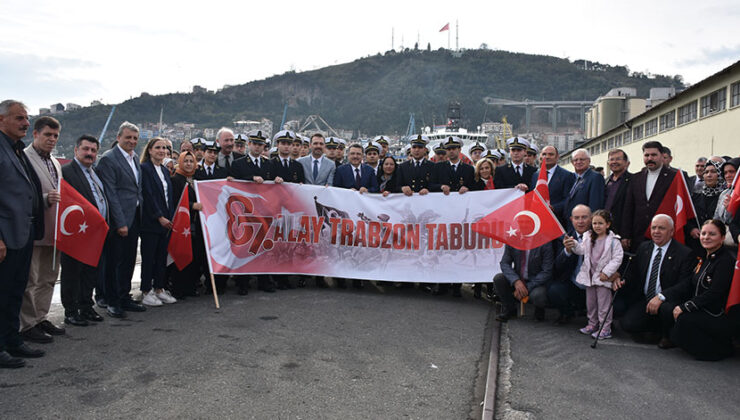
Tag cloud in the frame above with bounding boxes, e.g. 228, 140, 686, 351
676, 45, 740, 67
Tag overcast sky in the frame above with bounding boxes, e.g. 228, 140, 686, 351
2, 0, 739, 113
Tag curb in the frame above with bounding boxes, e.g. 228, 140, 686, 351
482, 318, 502, 419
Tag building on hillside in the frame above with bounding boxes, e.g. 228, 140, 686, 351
66, 103, 82, 111
39, 108, 51, 115
50, 103, 65, 114
584, 87, 646, 138
561, 60, 740, 174
91, 100, 103, 106
233, 119, 273, 138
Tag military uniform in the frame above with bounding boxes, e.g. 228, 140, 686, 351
397, 135, 435, 192
493, 137, 536, 189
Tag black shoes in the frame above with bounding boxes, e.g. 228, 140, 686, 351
121, 300, 146, 312
297, 278, 306, 288
106, 306, 126, 318
96, 298, 108, 308
20, 326, 53, 344
315, 277, 329, 288
336, 279, 347, 289
535, 307, 546, 321
37, 320, 65, 336
496, 309, 517, 322
0, 351, 25, 368
82, 308, 104, 322
237, 286, 249, 296
352, 280, 364, 289
7, 343, 45, 358
658, 337, 676, 349
64, 311, 89, 327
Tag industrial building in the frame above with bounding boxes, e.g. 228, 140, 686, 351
561, 60, 740, 173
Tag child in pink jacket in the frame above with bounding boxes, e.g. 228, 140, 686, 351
567, 210, 623, 339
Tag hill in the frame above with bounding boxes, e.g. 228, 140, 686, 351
48, 48, 684, 153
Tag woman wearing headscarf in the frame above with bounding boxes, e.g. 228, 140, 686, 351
168, 151, 205, 298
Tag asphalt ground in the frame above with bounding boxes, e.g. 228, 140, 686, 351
496, 307, 740, 420
1, 275, 495, 419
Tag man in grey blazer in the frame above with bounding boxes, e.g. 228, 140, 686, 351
297, 133, 335, 186
20, 116, 65, 344
493, 243, 554, 322
0, 100, 46, 368
96, 121, 146, 317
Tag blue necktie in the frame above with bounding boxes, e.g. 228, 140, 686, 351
312, 160, 319, 181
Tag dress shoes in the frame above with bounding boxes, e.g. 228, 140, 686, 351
96, 298, 108, 309
315, 277, 329, 288
121, 300, 146, 312
237, 286, 249, 296
335, 279, 347, 289
352, 280, 364, 289
37, 320, 65, 336
20, 326, 53, 344
106, 306, 126, 318
82, 308, 104, 322
7, 343, 45, 358
0, 351, 26, 368
65, 312, 89, 327
496, 309, 517, 322
535, 307, 546, 321
473, 286, 482, 299
297, 278, 307, 288
658, 337, 677, 349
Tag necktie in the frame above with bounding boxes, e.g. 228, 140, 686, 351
452, 164, 457, 174
647, 247, 662, 297
569, 176, 583, 197
416, 161, 420, 168
516, 165, 521, 177
354, 168, 361, 189
283, 159, 288, 169
225, 155, 231, 170
255, 158, 260, 168
313, 160, 319, 181
207, 167, 212, 176
87, 167, 105, 217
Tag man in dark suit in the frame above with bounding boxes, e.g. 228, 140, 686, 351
688, 157, 707, 194
96, 121, 146, 317
493, 242, 554, 322
215, 128, 244, 171
614, 214, 694, 348
547, 204, 591, 324
493, 137, 536, 190
194, 141, 228, 180
563, 148, 605, 229
620, 141, 679, 253
333, 143, 379, 289
272, 130, 305, 185
604, 149, 632, 235
229, 130, 280, 294
529, 146, 575, 224
397, 135, 435, 196
60, 135, 109, 326
0, 100, 46, 367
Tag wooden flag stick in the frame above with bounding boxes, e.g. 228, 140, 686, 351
209, 273, 220, 309
519, 300, 525, 317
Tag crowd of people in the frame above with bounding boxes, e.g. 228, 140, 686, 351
1, 98, 739, 370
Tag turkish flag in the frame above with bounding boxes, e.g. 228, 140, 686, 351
439, 23, 450, 32
644, 171, 697, 244
726, 247, 740, 313
168, 187, 193, 270
726, 171, 740, 217
535, 159, 550, 204
472, 190, 565, 250
56, 178, 109, 267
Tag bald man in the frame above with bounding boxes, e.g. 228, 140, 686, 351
614, 214, 693, 347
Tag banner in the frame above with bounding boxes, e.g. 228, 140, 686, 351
195, 180, 523, 283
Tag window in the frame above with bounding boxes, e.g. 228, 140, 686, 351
678, 101, 697, 125
731, 82, 740, 108
623, 130, 631, 144
644, 118, 658, 136
633, 125, 643, 140
659, 110, 676, 131
607, 137, 614, 149
615, 133, 623, 147
700, 87, 726, 117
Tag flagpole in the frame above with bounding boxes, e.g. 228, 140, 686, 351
194, 180, 220, 309
534, 189, 566, 234
677, 169, 701, 231
52, 183, 61, 270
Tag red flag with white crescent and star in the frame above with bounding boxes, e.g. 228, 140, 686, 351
726, 247, 740, 313
168, 187, 193, 270
726, 170, 740, 217
472, 190, 565, 250
55, 178, 109, 267
536, 159, 550, 204
644, 171, 697, 244
439, 23, 450, 32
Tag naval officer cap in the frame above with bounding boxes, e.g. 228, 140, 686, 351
469, 142, 486, 153
483, 149, 501, 161
433, 142, 447, 155
325, 137, 339, 149
247, 130, 268, 144
403, 144, 412, 155
292, 134, 305, 144
365, 141, 380, 154
373, 135, 389, 146
527, 143, 539, 155
497, 148, 508, 159
410, 134, 429, 147
506, 136, 530, 150
269, 146, 279, 158
273, 129, 297, 143
442, 136, 463, 149
234, 133, 248, 144
190, 137, 207, 149
337, 138, 347, 148
204, 140, 220, 152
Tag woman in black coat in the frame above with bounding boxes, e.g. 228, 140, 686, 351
168, 151, 205, 298
660, 219, 736, 361
377, 156, 399, 196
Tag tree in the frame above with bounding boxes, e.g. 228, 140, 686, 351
427, 42, 431, 51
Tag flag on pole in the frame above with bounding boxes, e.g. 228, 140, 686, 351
56, 179, 109, 267
439, 23, 450, 32
726, 169, 740, 217
644, 171, 697, 244
725, 247, 740, 312
472, 190, 565, 250
536, 159, 550, 204
168, 187, 193, 270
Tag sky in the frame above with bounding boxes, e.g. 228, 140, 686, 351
2, 0, 739, 114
